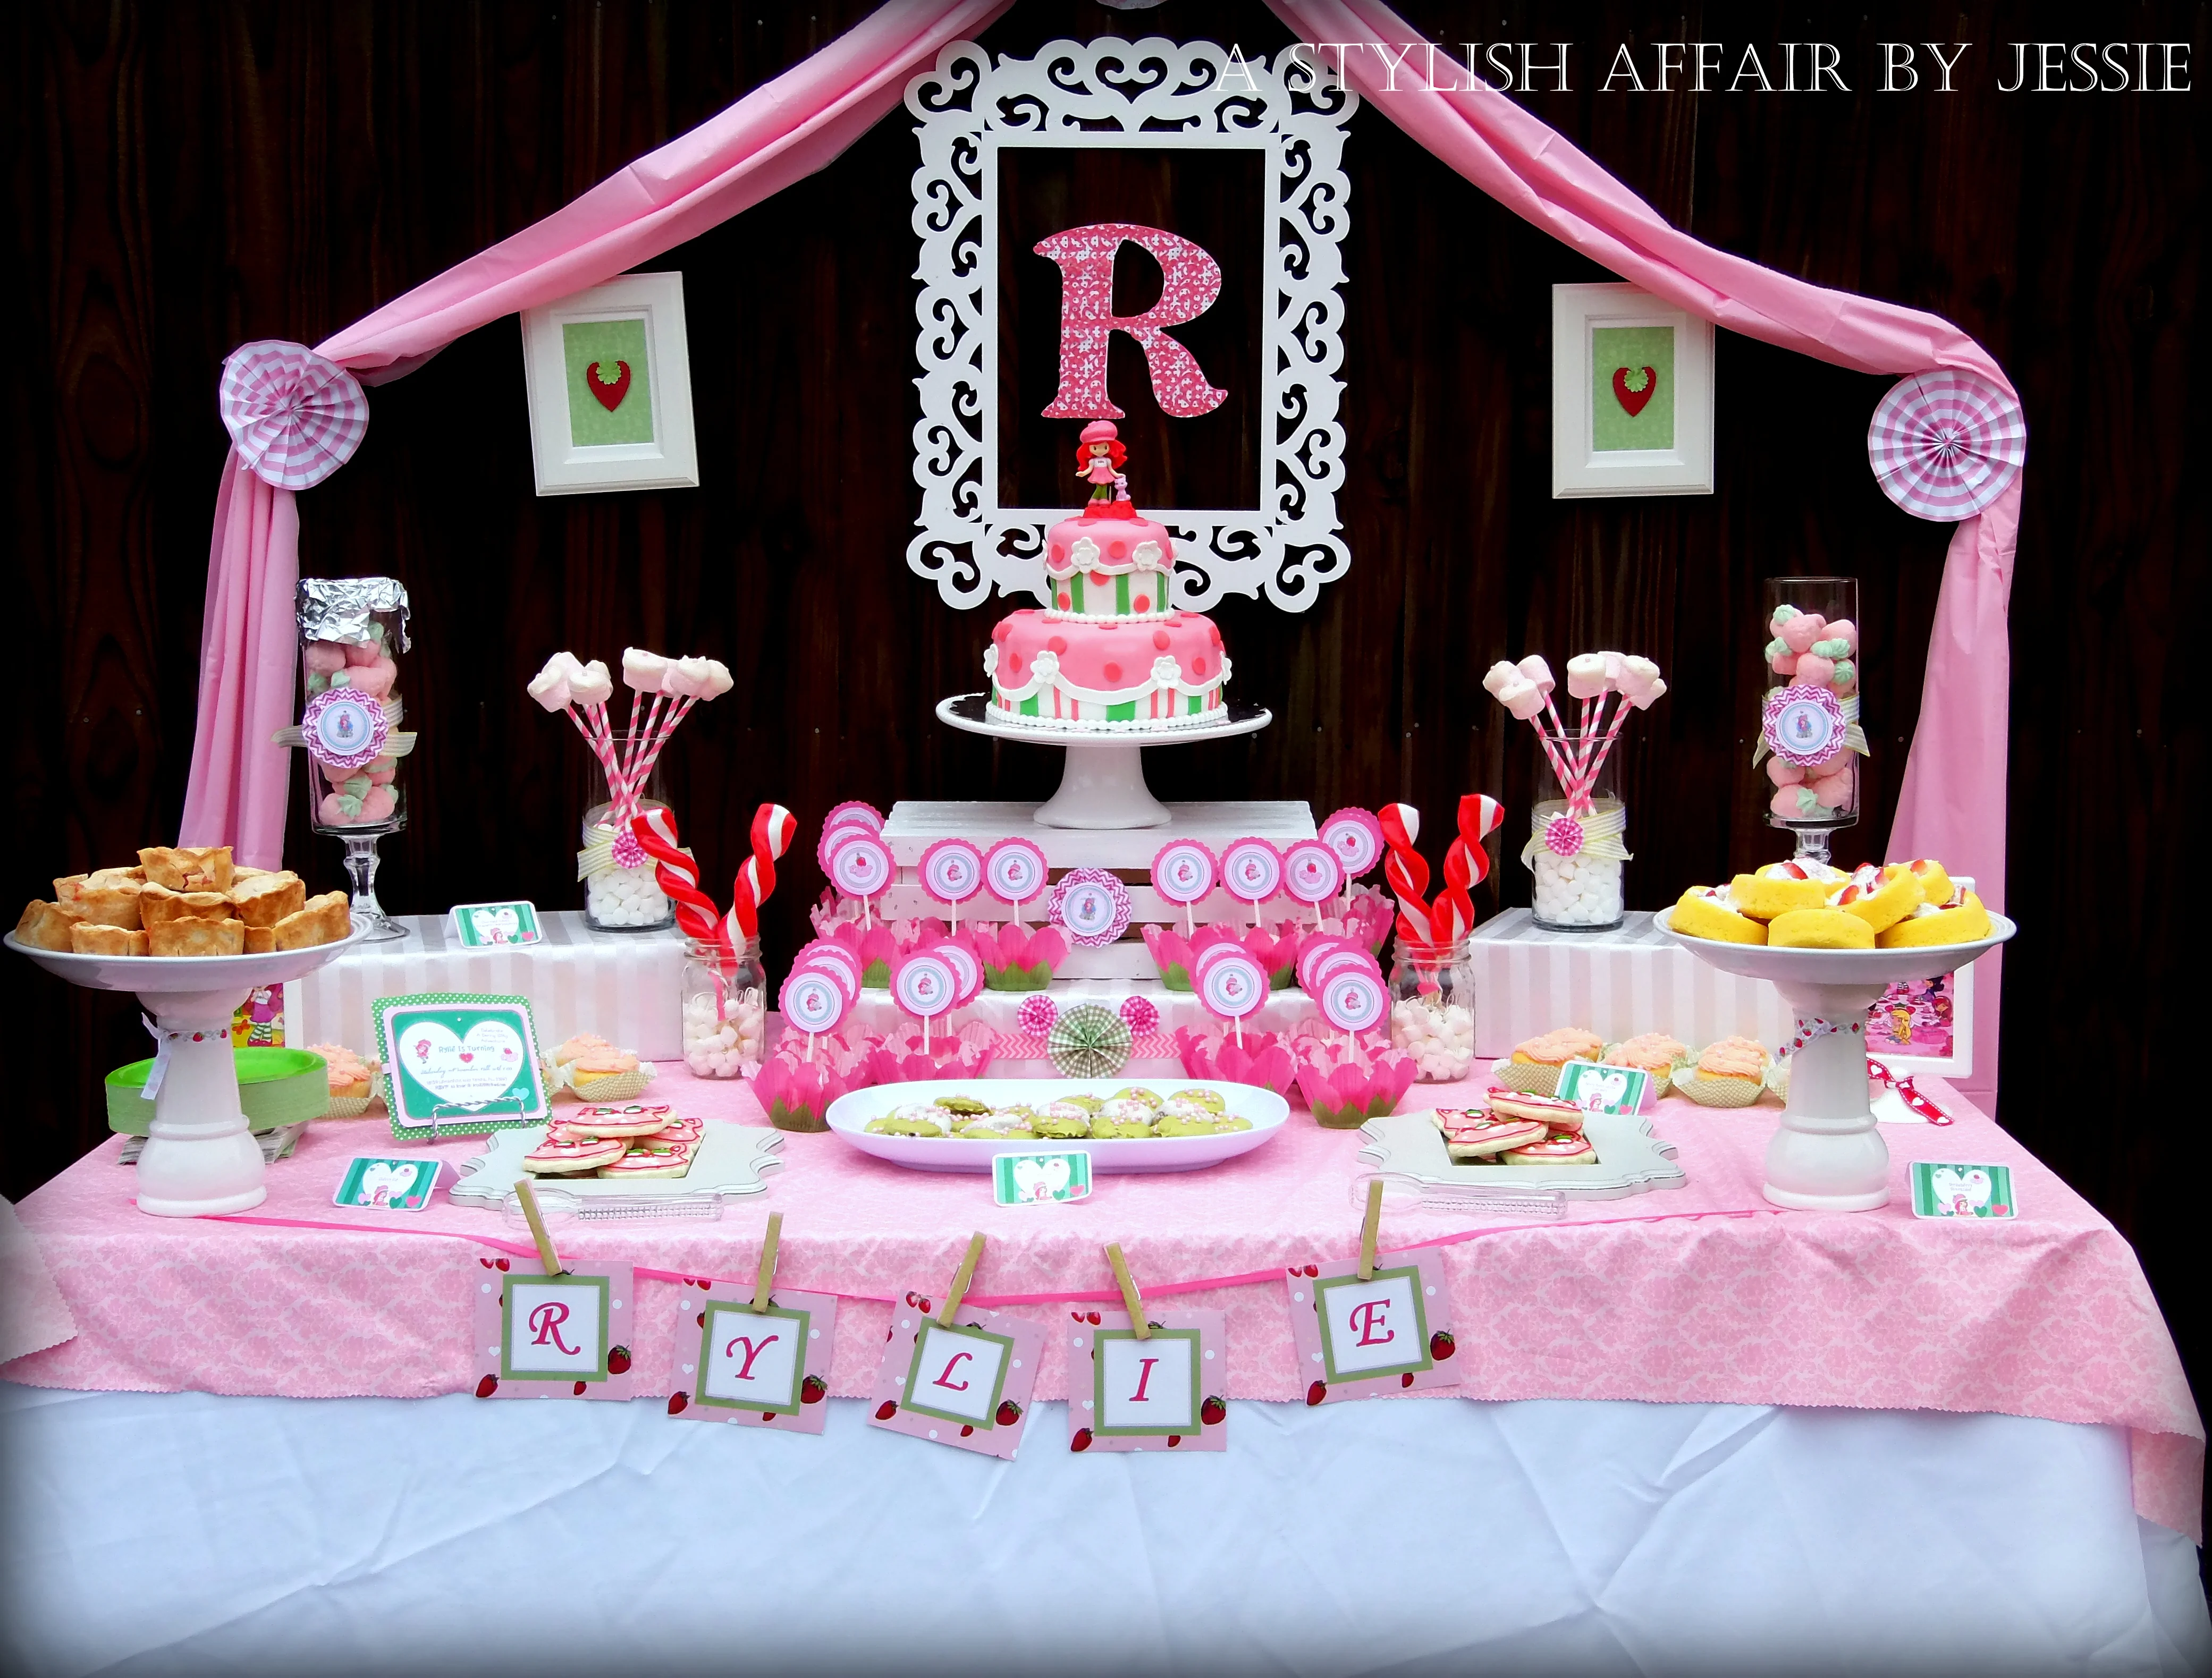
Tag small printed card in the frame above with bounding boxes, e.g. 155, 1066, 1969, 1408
1556, 1058, 1652, 1115
1285, 1249, 1460, 1404
1910, 1162, 2017, 1220
334, 1156, 442, 1211
470, 1258, 637, 1401
1066, 1307, 1227, 1454
374, 992, 550, 1139
666, 1284, 839, 1434
868, 1288, 1045, 1460
991, 1148, 1093, 1207
450, 901, 543, 947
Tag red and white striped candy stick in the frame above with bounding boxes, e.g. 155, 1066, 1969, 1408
1377, 803, 1436, 947
728, 803, 798, 944
1439, 794, 1506, 943
630, 808, 725, 948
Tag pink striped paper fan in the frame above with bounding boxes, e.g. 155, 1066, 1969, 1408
1867, 370, 2025, 522
218, 340, 369, 490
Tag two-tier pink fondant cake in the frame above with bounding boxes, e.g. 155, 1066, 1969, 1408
984, 421, 1231, 730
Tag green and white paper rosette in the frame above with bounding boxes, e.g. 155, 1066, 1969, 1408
1048, 1003, 1133, 1079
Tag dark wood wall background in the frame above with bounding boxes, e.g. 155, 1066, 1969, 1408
8, 0, 2205, 1511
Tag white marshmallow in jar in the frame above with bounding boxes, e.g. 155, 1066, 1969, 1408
680, 938, 765, 1078
579, 731, 674, 933
297, 576, 411, 833
1387, 939, 1476, 1081
1529, 723, 1626, 932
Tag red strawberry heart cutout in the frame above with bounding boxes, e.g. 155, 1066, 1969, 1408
1611, 366, 1657, 417
587, 360, 632, 412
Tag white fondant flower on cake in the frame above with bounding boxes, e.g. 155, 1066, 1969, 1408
1068, 537, 1100, 568
1131, 539, 1162, 568
1151, 654, 1182, 689
1032, 650, 1062, 686
982, 643, 999, 680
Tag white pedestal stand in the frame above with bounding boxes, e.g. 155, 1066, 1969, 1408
935, 694, 1272, 830
9, 920, 373, 1216
1656, 909, 2014, 1211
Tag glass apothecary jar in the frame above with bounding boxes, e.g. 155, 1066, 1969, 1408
1527, 729, 1627, 931
579, 733, 674, 932
1760, 576, 1864, 866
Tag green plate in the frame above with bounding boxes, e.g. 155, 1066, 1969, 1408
105, 1047, 332, 1135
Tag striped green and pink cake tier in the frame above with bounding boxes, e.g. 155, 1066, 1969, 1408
985, 608, 1230, 728
1042, 505, 1175, 620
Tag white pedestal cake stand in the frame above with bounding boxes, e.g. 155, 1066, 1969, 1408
935, 693, 1272, 830
1654, 908, 2015, 1212
8, 919, 372, 1216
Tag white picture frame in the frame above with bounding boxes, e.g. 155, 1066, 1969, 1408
905, 37, 1357, 614
1551, 282, 1715, 498
519, 272, 698, 495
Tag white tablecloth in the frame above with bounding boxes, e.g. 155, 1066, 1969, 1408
3, 1386, 2203, 1676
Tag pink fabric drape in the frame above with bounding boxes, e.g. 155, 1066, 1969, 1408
181, 0, 1012, 859
178, 450, 303, 868
1269, 0, 2015, 1096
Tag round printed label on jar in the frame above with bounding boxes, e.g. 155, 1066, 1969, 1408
301, 689, 391, 770
1762, 683, 1848, 768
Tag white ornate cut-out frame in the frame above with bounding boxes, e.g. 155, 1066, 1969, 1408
906, 37, 1356, 615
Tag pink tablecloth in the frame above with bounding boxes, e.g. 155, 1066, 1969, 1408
5, 1068, 2200, 1539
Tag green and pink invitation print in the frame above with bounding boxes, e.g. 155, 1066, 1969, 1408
561, 317, 654, 447
333, 1156, 441, 1211
1911, 1162, 2017, 1219
867, 1292, 1045, 1460
373, 992, 549, 1139
472, 1259, 637, 1402
1067, 1308, 1227, 1454
1591, 324, 1675, 451
1286, 1249, 1460, 1404
668, 1286, 839, 1434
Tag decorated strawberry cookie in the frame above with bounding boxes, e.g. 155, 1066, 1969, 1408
522, 1134, 627, 1175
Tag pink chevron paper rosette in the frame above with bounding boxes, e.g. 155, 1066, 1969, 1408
1867, 369, 2026, 522
218, 340, 370, 490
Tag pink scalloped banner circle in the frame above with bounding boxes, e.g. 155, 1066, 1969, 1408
1281, 840, 1345, 906
1150, 839, 1218, 905
919, 838, 984, 904
1319, 807, 1385, 878
983, 837, 1051, 905
1318, 968, 1389, 1035
780, 965, 850, 1035
300, 688, 391, 770
790, 938, 862, 1001
1308, 947, 1379, 995
1296, 934, 1354, 992
825, 830, 894, 899
1196, 948, 1268, 1020
891, 951, 959, 1020
816, 800, 885, 871
932, 939, 984, 1005
1220, 838, 1284, 904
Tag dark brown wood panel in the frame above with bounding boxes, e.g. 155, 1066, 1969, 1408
8, 0, 2206, 1531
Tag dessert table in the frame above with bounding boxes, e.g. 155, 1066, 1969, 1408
3, 1063, 2205, 1674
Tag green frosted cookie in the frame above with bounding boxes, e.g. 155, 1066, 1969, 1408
867, 1115, 945, 1137
1091, 1117, 1155, 1139
1111, 1086, 1164, 1109
1153, 1114, 1224, 1137
956, 1116, 1036, 1139
1031, 1115, 1092, 1140
1062, 1095, 1104, 1114
1170, 1088, 1226, 1113
934, 1094, 990, 1115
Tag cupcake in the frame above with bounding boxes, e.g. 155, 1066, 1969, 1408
1606, 1033, 1687, 1079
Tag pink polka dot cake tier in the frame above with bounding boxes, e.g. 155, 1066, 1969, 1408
984, 420, 1232, 731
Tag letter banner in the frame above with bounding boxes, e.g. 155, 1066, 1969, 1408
666, 1286, 842, 1434
472, 1260, 638, 1402
867, 1289, 1046, 1461
1284, 1249, 1461, 1403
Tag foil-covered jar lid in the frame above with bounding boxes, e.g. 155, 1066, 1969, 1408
296, 577, 412, 652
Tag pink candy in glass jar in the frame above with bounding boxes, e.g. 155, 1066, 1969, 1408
297, 577, 412, 833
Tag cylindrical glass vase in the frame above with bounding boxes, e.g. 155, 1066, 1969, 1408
1528, 730, 1626, 931
1388, 938, 1475, 1081
1761, 577, 1862, 865
580, 734, 674, 932
681, 938, 766, 1078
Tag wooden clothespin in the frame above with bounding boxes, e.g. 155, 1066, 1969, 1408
515, 1178, 565, 1277
1356, 1177, 1383, 1282
1105, 1242, 1149, 1340
938, 1232, 986, 1328
748, 1211, 783, 1314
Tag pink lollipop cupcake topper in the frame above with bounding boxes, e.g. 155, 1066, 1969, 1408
1150, 839, 1218, 936
983, 837, 1050, 927
1220, 838, 1284, 927
919, 838, 985, 931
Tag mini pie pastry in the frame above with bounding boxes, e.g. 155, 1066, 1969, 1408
70, 923, 148, 956
1671, 887, 1767, 945
148, 917, 247, 956
272, 892, 351, 950
14, 899, 84, 952
228, 871, 307, 929
138, 845, 234, 893
1878, 891, 1993, 947
1768, 908, 1875, 949
139, 884, 234, 931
